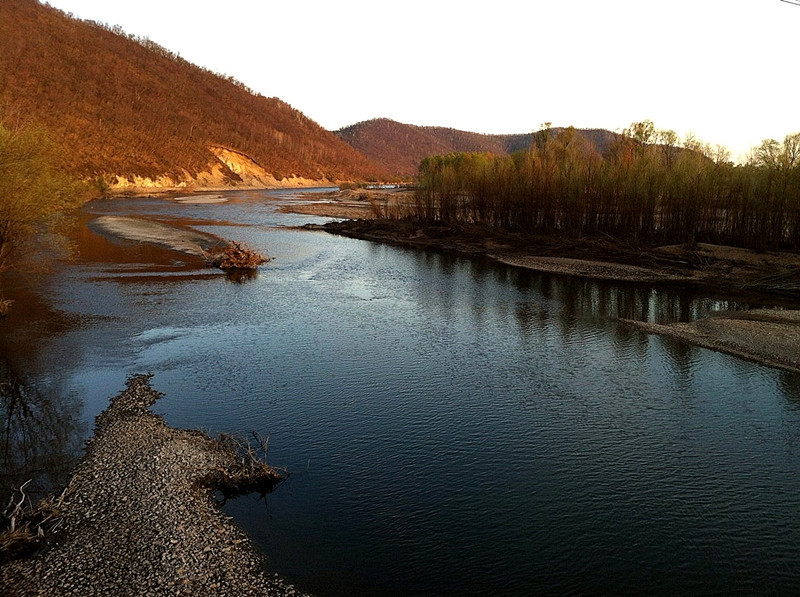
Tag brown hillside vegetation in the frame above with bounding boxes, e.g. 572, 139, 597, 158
0, 0, 385, 188
335, 118, 619, 177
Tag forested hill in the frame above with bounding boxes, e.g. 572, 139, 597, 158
0, 0, 385, 188
336, 118, 620, 177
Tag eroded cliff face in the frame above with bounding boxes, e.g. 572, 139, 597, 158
208, 146, 278, 187
107, 146, 331, 193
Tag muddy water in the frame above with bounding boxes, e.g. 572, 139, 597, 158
2, 189, 800, 595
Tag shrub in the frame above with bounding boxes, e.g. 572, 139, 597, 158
206, 242, 269, 270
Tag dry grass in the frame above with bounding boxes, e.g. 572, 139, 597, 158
202, 432, 287, 499
1, 481, 65, 563
205, 242, 269, 271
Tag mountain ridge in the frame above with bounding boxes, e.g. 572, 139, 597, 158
0, 0, 386, 190
335, 118, 621, 176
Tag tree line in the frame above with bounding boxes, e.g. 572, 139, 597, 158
413, 122, 800, 251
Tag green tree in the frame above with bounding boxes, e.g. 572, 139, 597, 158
0, 120, 83, 309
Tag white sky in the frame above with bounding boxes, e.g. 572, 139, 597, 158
45, 0, 799, 161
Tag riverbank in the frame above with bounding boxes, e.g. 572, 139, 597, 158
0, 375, 305, 596
619, 310, 800, 374
310, 216, 800, 374
317, 219, 800, 298
283, 187, 415, 220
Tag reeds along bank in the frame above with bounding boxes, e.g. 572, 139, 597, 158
413, 124, 800, 251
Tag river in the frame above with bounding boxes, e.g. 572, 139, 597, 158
2, 189, 799, 595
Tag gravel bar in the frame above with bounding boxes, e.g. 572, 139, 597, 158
1, 375, 307, 596
619, 309, 800, 374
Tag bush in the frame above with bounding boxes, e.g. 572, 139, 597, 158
205, 242, 269, 270
0, 119, 86, 311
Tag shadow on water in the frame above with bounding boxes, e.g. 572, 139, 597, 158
0, 362, 86, 506
778, 371, 800, 407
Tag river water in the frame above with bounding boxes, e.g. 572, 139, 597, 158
2, 189, 799, 595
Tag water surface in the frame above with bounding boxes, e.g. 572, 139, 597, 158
2, 189, 799, 595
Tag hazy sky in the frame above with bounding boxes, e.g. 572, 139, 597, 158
46, 0, 798, 160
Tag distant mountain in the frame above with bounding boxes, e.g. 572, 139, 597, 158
336, 118, 621, 177
0, 0, 385, 190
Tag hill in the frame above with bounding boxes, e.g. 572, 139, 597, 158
0, 0, 385, 190
335, 118, 620, 177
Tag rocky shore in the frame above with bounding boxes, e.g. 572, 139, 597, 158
1, 375, 305, 596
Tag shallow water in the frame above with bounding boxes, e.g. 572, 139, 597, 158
2, 189, 799, 594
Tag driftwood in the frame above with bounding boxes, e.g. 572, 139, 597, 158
205, 242, 270, 271
1, 481, 68, 563
202, 432, 287, 500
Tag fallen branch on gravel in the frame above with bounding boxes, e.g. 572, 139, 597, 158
200, 432, 287, 500
205, 242, 270, 271
1, 481, 68, 563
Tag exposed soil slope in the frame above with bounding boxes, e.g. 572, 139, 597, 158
0, 0, 385, 187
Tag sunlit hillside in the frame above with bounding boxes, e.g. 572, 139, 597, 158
0, 0, 385, 186
336, 118, 620, 176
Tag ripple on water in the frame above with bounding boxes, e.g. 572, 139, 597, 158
11, 190, 800, 596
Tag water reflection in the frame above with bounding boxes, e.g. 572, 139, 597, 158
225, 268, 259, 284
507, 268, 748, 324
1, 190, 798, 595
402, 248, 753, 331
0, 363, 85, 505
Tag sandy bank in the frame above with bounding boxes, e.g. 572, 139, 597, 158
173, 194, 228, 205
106, 175, 334, 197
90, 216, 228, 257
619, 310, 800, 374
0, 375, 304, 596
283, 188, 414, 220
491, 255, 697, 284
